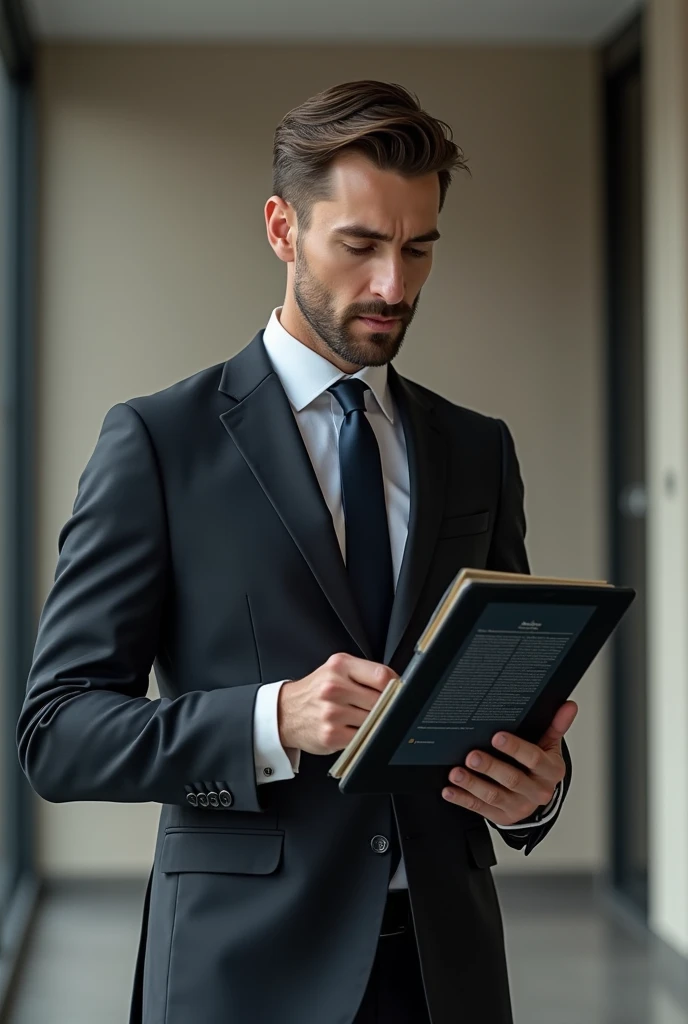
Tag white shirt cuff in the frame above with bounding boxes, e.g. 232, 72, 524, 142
253, 680, 301, 785
492, 780, 564, 831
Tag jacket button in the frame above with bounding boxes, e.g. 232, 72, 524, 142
371, 835, 390, 854
219, 790, 233, 808
207, 792, 220, 809
186, 792, 198, 807
197, 793, 209, 808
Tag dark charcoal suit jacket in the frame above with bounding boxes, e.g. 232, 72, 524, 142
18, 332, 571, 1024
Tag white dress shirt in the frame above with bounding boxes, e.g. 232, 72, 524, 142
251, 307, 562, 888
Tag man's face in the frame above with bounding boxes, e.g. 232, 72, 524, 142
291, 153, 440, 368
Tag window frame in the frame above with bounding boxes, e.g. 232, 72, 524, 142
0, 0, 38, 1008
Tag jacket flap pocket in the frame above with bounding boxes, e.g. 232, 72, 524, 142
466, 826, 498, 869
439, 510, 490, 538
161, 830, 283, 875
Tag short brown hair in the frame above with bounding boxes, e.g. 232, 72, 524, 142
272, 80, 468, 231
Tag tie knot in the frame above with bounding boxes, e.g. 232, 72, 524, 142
328, 378, 369, 417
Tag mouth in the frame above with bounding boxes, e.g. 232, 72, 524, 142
356, 316, 401, 332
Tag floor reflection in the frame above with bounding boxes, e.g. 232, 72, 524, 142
7, 875, 688, 1024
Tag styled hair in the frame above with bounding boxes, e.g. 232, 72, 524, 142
272, 80, 468, 230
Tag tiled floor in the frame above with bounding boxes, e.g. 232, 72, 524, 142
499, 877, 688, 1024
7, 876, 688, 1023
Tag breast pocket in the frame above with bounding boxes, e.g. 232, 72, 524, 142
438, 510, 490, 539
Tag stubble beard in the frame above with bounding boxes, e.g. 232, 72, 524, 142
293, 250, 419, 368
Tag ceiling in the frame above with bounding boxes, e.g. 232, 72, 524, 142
26, 0, 642, 45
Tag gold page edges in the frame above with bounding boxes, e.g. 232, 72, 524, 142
417, 569, 609, 654
329, 678, 402, 779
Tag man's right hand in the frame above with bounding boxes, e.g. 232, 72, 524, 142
277, 653, 398, 756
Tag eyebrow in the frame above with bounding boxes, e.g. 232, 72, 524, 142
334, 224, 441, 244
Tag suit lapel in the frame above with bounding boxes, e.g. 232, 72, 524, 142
218, 333, 372, 659
384, 369, 448, 665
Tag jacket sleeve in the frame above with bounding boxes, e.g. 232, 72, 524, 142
17, 402, 263, 813
486, 418, 573, 855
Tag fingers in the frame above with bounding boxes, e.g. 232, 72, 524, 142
317, 654, 395, 718
321, 702, 371, 730
442, 785, 517, 826
342, 706, 371, 729
347, 685, 386, 713
290, 654, 396, 756
326, 653, 397, 693
538, 701, 578, 752
447, 753, 553, 812
488, 733, 562, 786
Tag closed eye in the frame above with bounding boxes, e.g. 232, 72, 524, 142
342, 244, 430, 259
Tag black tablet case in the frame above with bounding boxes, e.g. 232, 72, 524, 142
331, 580, 635, 794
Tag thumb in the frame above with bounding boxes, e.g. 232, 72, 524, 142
539, 701, 578, 752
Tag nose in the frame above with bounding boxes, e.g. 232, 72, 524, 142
370, 258, 406, 307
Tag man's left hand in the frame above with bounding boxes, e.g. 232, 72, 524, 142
441, 701, 578, 827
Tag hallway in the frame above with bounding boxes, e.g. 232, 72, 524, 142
8, 876, 688, 1024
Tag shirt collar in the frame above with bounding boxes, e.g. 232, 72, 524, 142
262, 307, 394, 423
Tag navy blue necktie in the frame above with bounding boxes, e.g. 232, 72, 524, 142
328, 379, 394, 663
330, 379, 401, 881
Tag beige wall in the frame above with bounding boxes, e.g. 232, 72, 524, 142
35, 43, 604, 876
645, 0, 688, 957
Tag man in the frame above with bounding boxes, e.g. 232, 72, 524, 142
18, 80, 575, 1024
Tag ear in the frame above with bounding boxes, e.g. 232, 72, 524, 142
265, 196, 297, 265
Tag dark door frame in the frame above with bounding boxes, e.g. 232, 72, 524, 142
603, 11, 647, 921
